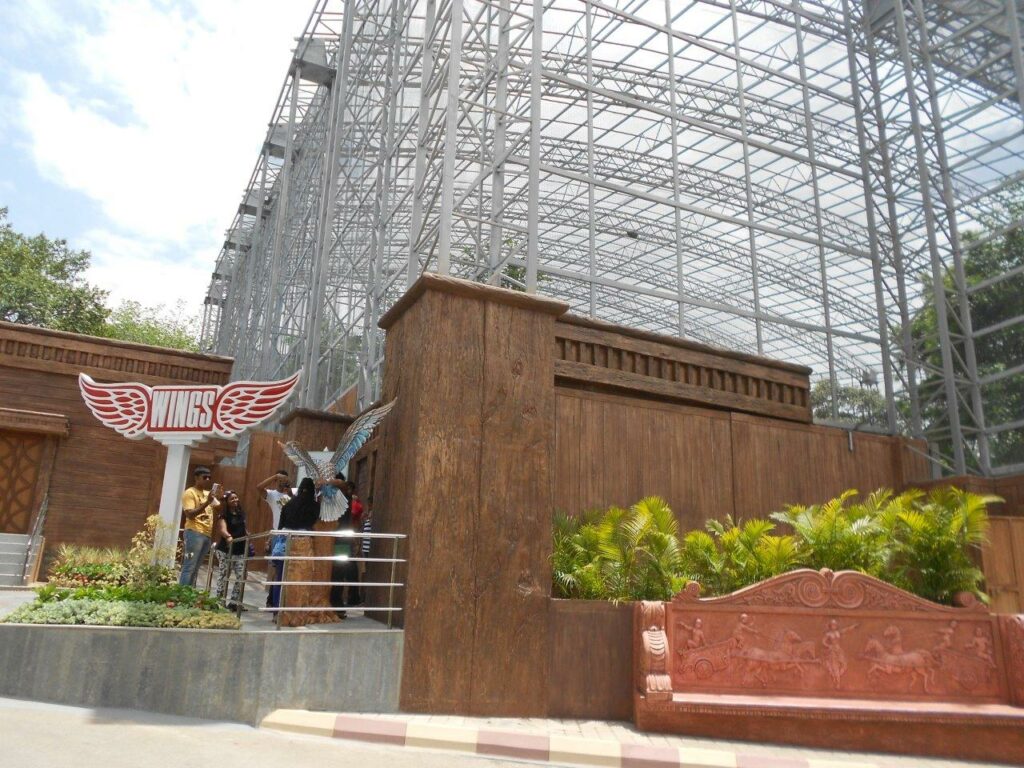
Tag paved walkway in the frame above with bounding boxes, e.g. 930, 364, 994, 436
0, 697, 523, 768
261, 709, 1009, 768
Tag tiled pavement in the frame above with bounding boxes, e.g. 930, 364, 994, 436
260, 709, 1009, 768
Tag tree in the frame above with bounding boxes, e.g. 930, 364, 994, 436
0, 209, 201, 352
98, 301, 201, 352
810, 379, 889, 426
908, 213, 1024, 469
0, 208, 109, 334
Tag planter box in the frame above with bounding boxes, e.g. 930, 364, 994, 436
549, 598, 632, 720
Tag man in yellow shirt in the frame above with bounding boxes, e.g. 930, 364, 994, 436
178, 466, 222, 587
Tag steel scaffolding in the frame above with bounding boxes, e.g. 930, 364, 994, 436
201, 0, 1024, 477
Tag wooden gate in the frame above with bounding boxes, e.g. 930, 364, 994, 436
981, 515, 1024, 613
0, 429, 56, 534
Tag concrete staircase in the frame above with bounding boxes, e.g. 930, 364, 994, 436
0, 533, 40, 586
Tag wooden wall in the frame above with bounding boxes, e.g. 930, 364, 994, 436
375, 274, 568, 716
364, 275, 948, 720
0, 321, 234, 556
554, 390, 733, 530
553, 388, 930, 528
239, 431, 288, 555
983, 516, 1024, 614
994, 475, 1024, 515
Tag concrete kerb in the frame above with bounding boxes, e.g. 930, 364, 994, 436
259, 710, 995, 768
0, 623, 403, 725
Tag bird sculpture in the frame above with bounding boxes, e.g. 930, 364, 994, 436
279, 399, 396, 522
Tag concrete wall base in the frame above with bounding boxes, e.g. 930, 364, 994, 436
0, 624, 402, 724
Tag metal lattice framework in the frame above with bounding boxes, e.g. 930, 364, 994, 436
201, 0, 1024, 477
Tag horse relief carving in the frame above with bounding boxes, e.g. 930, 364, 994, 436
861, 625, 937, 692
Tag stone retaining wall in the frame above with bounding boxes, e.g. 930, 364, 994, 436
0, 624, 402, 724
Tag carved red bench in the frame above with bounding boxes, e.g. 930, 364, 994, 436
634, 569, 1024, 764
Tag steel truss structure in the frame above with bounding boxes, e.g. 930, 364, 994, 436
202, 0, 1024, 477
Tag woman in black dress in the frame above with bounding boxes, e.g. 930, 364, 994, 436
278, 478, 340, 626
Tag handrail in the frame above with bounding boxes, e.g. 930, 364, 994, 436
21, 495, 48, 585
203, 527, 406, 629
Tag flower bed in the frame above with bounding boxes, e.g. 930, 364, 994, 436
1, 515, 240, 630
1, 598, 240, 629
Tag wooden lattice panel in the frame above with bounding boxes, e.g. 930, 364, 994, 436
0, 429, 47, 533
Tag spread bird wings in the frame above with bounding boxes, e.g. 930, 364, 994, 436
213, 372, 300, 438
329, 399, 396, 475
78, 374, 151, 439
279, 440, 323, 483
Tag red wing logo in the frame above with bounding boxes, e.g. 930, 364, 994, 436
213, 373, 301, 438
78, 372, 301, 443
78, 375, 152, 439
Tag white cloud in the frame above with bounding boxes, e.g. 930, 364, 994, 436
76, 228, 209, 310
7, 0, 312, 309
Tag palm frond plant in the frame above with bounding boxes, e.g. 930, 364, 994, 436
879, 486, 996, 603
769, 488, 891, 576
551, 498, 686, 601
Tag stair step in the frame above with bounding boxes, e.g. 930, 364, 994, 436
0, 532, 31, 542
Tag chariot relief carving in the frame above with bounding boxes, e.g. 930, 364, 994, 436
653, 569, 1008, 702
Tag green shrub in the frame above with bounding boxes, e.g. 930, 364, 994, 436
552, 487, 997, 605
769, 488, 895, 576
878, 486, 993, 603
682, 516, 798, 595
1, 599, 240, 630
35, 583, 221, 611
553, 497, 687, 601
48, 516, 178, 589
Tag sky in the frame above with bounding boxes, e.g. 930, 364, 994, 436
0, 0, 312, 318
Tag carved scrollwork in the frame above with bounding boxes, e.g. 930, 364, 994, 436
680, 568, 968, 613
638, 600, 672, 701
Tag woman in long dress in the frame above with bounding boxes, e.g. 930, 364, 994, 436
277, 478, 340, 627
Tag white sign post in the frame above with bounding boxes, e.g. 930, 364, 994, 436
79, 371, 301, 566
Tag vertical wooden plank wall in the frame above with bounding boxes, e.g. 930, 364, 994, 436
375, 274, 569, 716
552, 391, 931, 526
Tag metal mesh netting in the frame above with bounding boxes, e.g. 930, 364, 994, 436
202, 0, 1024, 477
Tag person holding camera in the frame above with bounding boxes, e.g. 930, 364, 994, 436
179, 466, 222, 587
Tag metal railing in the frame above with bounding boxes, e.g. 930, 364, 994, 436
204, 528, 406, 629
20, 495, 48, 585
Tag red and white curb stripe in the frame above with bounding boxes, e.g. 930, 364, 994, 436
260, 710, 886, 768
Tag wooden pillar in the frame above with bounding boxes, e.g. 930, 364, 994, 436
376, 274, 568, 716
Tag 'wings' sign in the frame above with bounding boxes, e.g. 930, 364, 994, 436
78, 370, 301, 564
78, 372, 300, 442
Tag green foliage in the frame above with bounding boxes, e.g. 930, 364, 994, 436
682, 516, 799, 595
553, 488, 997, 605
769, 488, 895, 576
809, 380, 889, 428
877, 486, 994, 603
97, 299, 200, 352
0, 209, 200, 351
35, 583, 221, 611
552, 497, 687, 601
1, 599, 240, 629
0, 208, 109, 334
908, 214, 1024, 469
48, 516, 180, 590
